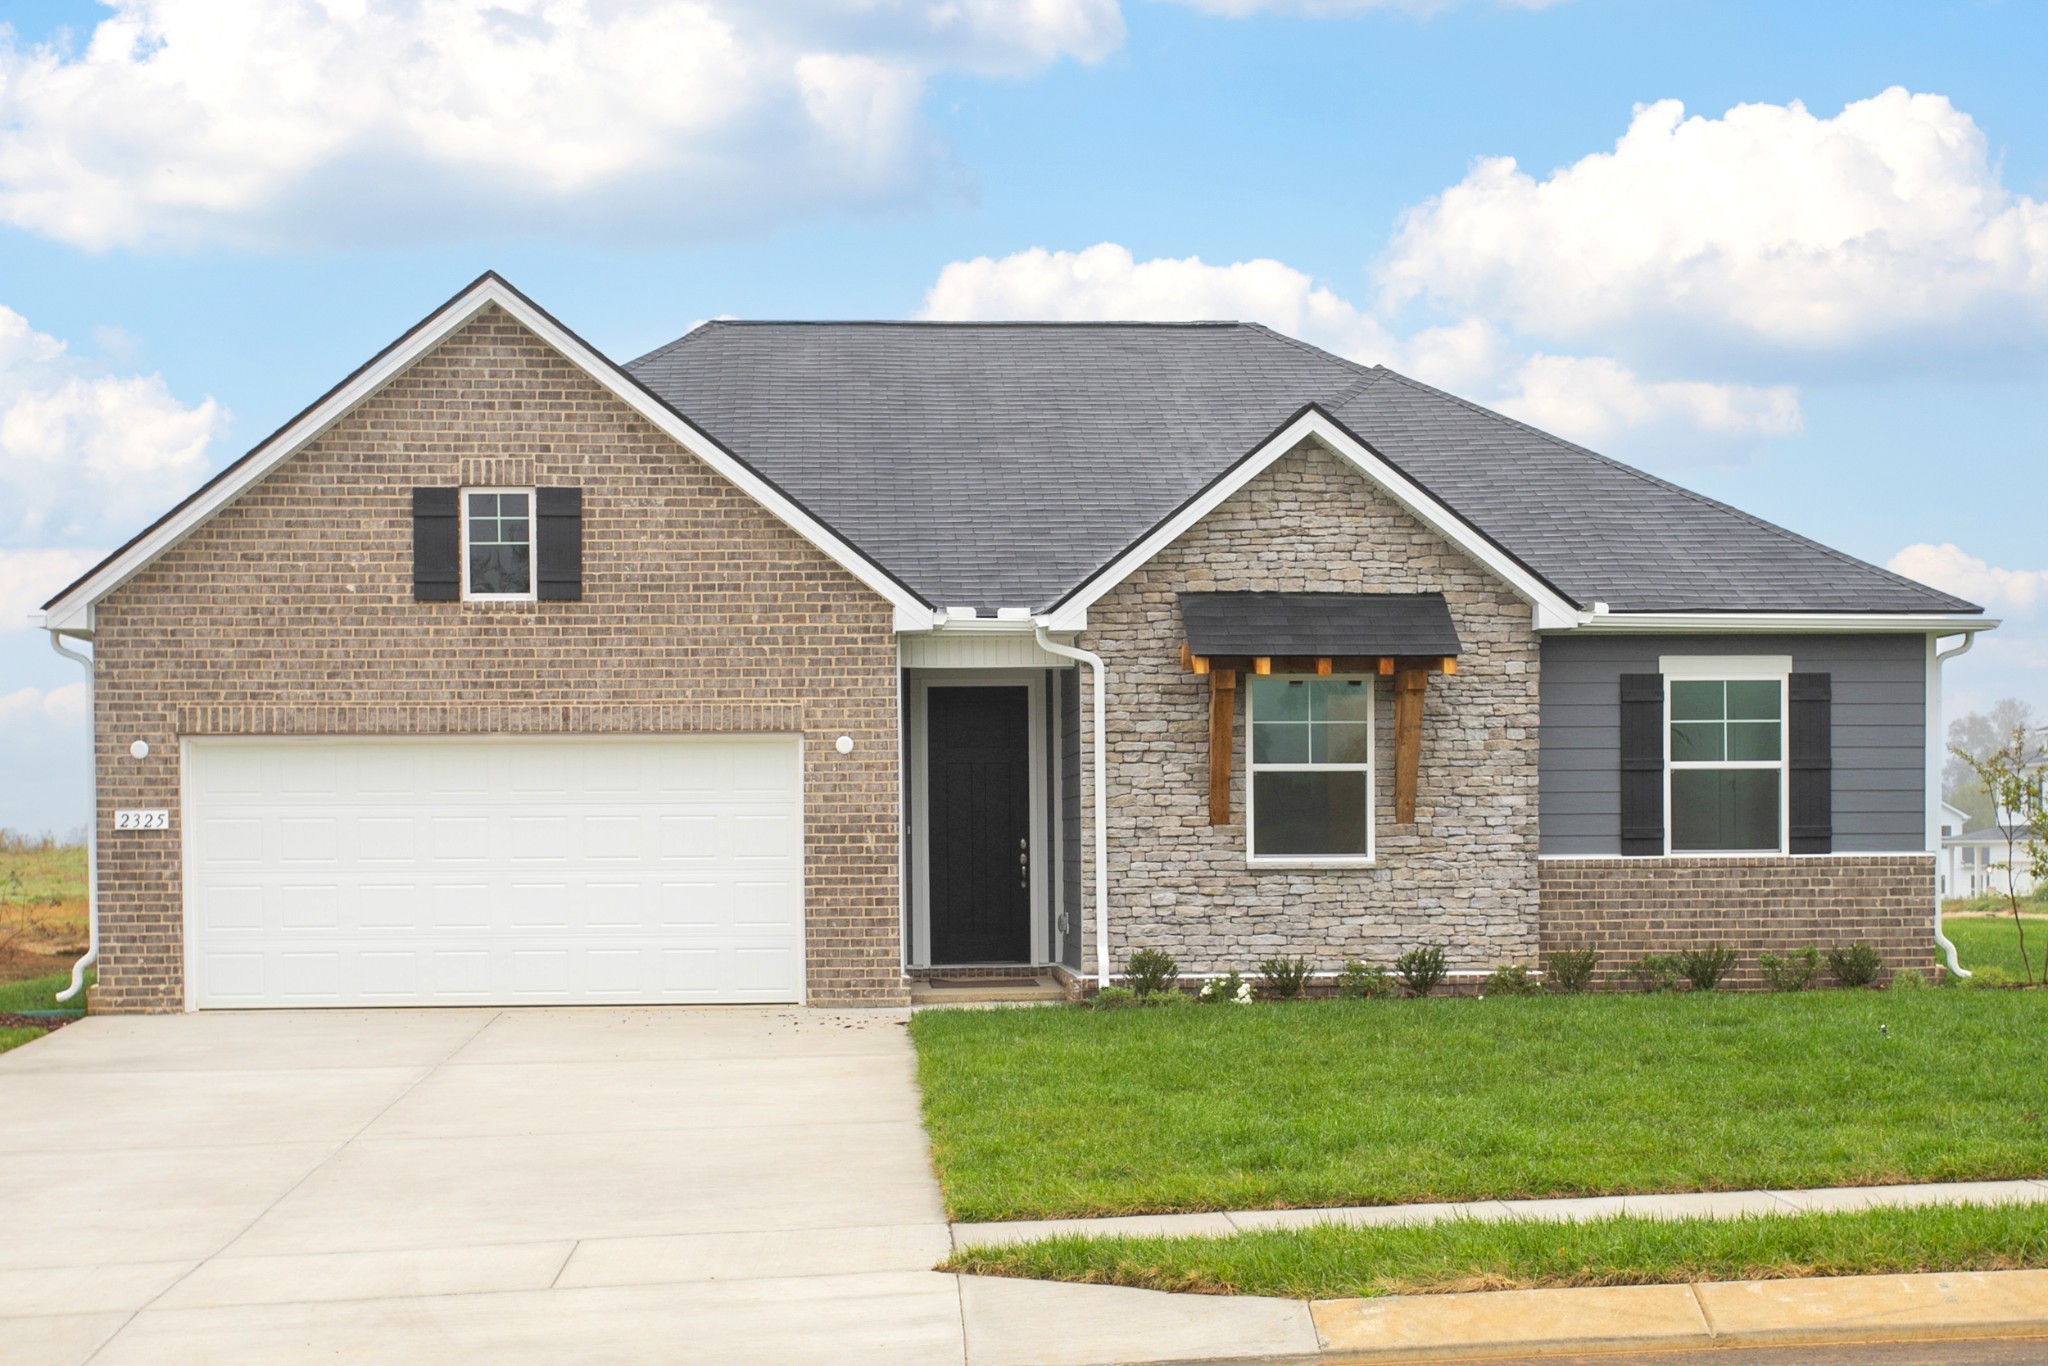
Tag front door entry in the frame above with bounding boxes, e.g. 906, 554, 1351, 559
927, 686, 1032, 963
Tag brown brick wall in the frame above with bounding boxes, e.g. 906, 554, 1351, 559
1075, 438, 1544, 976
1538, 855, 1938, 988
88, 305, 905, 1011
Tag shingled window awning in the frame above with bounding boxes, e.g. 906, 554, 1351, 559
1178, 592, 1463, 828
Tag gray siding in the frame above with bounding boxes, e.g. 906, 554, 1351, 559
1058, 667, 1082, 971
1539, 634, 1926, 855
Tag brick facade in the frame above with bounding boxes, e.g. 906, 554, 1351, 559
1074, 438, 1545, 977
88, 305, 905, 1012
1538, 855, 1938, 988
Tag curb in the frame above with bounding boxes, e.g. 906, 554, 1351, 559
1308, 1269, 2048, 1362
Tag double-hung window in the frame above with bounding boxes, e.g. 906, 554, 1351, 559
1667, 671, 1786, 853
1247, 676, 1374, 863
462, 489, 534, 600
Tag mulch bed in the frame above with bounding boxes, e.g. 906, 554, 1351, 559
0, 1012, 78, 1033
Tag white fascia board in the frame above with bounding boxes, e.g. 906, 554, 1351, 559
1562, 613, 1999, 636
40, 275, 932, 634
1040, 409, 1579, 633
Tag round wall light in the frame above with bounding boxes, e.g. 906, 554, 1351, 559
834, 735, 854, 755
130, 740, 150, 760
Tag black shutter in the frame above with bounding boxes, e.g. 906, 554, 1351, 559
412, 487, 459, 601
1619, 673, 1665, 856
536, 486, 583, 602
1789, 672, 1832, 854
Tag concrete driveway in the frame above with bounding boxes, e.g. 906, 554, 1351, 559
0, 1006, 1314, 1365
0, 1006, 962, 1364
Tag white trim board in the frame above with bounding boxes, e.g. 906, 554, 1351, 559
907, 671, 1050, 970
1040, 408, 1583, 634
41, 273, 936, 636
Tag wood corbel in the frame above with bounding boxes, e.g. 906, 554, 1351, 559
1208, 668, 1236, 825
1393, 668, 1428, 823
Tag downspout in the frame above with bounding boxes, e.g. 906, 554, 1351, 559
48, 631, 97, 1003
1035, 627, 1111, 989
1932, 631, 1975, 980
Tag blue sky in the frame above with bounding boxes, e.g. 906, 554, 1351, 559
2, 0, 2045, 832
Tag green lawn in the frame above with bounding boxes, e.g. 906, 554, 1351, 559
0, 970, 90, 1014
910, 992, 2048, 1222
946, 1202, 2048, 1298
0, 969, 92, 1058
1947, 914, 2048, 984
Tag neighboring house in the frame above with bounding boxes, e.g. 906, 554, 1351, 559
38, 274, 1995, 1013
1944, 828, 2039, 900
1938, 800, 1970, 896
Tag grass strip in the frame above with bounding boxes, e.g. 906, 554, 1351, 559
0, 1026, 46, 1056
0, 971, 92, 1013
911, 991, 2048, 1222
944, 1203, 2048, 1298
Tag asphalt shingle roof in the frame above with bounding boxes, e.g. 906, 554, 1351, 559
1180, 592, 1462, 658
625, 321, 1979, 617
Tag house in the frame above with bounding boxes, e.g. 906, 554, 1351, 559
38, 274, 1995, 1012
1937, 800, 1970, 896
1945, 827, 2038, 900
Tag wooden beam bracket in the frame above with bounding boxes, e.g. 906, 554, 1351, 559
1393, 668, 1428, 823
1208, 668, 1237, 825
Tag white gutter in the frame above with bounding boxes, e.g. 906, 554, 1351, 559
47, 630, 97, 1004
1035, 626, 1112, 988
1930, 631, 1974, 979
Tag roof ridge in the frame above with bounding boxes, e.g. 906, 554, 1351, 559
1237, 321, 1386, 383
1363, 368, 1978, 611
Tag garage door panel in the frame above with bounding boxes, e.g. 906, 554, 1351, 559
186, 737, 804, 1008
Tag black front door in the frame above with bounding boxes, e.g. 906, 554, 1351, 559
927, 686, 1032, 963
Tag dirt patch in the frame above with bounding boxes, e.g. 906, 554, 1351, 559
0, 1011, 75, 1033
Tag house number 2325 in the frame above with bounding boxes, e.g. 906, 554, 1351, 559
114, 809, 170, 831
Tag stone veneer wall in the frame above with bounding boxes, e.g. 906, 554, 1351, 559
1074, 438, 1544, 977
89, 305, 904, 1012
1539, 855, 1938, 988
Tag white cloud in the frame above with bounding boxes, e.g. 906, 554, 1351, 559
918, 242, 1801, 453
1497, 354, 1801, 444
0, 682, 87, 729
921, 243, 1396, 353
0, 0, 1123, 249
1381, 87, 2048, 355
1889, 544, 2048, 614
1166, 0, 1563, 15
0, 548, 106, 632
0, 304, 221, 543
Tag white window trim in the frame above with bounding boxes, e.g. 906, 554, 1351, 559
460, 486, 538, 603
1245, 673, 1377, 869
1662, 656, 1790, 857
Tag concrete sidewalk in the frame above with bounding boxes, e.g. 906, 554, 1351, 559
952, 1178, 2048, 1249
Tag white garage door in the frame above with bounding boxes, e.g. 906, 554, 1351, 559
183, 736, 803, 1009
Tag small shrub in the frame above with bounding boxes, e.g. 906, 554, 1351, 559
1199, 971, 1253, 1005
1962, 966, 2017, 990
1757, 947, 1819, 992
1337, 960, 1396, 1000
1675, 944, 1737, 992
1092, 985, 1139, 1010
1394, 944, 1448, 997
1545, 948, 1598, 994
1826, 942, 1884, 988
1890, 968, 1928, 991
1150, 986, 1194, 1008
1633, 954, 1681, 993
1258, 956, 1312, 1000
1482, 964, 1540, 997
1123, 948, 1180, 998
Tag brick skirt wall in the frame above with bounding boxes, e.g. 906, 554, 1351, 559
1539, 855, 1937, 989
